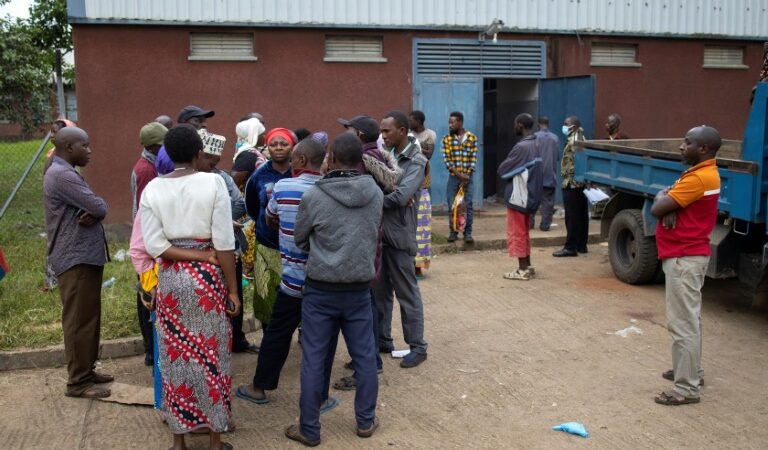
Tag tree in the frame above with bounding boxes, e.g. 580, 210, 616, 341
0, 0, 72, 135
0, 17, 50, 135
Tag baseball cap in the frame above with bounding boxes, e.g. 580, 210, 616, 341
139, 122, 168, 148
178, 105, 215, 124
337, 115, 380, 140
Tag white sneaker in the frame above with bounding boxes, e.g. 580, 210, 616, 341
503, 269, 530, 281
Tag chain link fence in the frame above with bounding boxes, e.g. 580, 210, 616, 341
0, 133, 51, 224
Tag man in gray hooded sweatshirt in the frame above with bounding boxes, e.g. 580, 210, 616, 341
288, 133, 383, 446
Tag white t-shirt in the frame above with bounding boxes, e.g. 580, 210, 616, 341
140, 171, 235, 258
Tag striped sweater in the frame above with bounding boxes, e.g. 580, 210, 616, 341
266, 172, 323, 297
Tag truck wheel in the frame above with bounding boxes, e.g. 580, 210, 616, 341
608, 209, 659, 285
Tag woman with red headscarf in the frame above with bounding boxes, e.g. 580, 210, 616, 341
244, 128, 296, 327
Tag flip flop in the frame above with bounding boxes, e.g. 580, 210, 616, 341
333, 376, 357, 391
319, 396, 339, 414
235, 385, 269, 404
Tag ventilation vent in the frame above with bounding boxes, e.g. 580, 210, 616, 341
325, 36, 386, 63
590, 43, 640, 67
416, 41, 544, 77
189, 33, 256, 61
703, 46, 747, 69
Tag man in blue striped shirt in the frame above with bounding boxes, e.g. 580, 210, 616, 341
236, 139, 337, 413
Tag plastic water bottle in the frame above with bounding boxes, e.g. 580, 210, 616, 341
102, 276, 116, 289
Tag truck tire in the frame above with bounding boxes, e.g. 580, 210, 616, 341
608, 209, 659, 285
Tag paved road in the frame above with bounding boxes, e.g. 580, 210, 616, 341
3, 246, 768, 449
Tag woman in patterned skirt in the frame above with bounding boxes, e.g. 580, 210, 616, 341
141, 124, 240, 450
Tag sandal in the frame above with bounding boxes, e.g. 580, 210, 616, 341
320, 396, 339, 414
662, 369, 704, 387
333, 376, 357, 391
654, 390, 700, 406
66, 385, 111, 399
235, 385, 269, 404
285, 424, 320, 447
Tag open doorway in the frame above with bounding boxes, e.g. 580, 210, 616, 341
482, 78, 539, 200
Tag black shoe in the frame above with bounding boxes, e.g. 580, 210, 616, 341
539, 225, 550, 232
578, 247, 588, 254
447, 232, 458, 243
144, 353, 153, 367
552, 248, 578, 257
379, 344, 394, 354
463, 235, 474, 244
400, 352, 427, 368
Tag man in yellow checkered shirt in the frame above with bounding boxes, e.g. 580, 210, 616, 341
442, 111, 478, 243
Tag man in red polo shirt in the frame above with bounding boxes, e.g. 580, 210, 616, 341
650, 126, 721, 406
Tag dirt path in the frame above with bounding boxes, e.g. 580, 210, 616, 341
3, 246, 768, 449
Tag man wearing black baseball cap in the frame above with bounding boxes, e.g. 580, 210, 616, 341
338, 115, 379, 140
156, 105, 215, 174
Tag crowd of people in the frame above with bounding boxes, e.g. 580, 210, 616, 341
41, 101, 720, 448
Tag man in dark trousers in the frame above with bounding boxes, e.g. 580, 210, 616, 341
651, 126, 721, 406
553, 115, 588, 257
44, 127, 112, 398
376, 110, 429, 368
288, 133, 383, 446
442, 111, 478, 243
530, 116, 560, 231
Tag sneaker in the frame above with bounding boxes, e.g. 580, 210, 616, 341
400, 352, 427, 368
503, 269, 531, 281
447, 232, 458, 243
463, 235, 474, 244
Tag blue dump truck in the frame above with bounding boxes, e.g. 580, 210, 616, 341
574, 82, 768, 305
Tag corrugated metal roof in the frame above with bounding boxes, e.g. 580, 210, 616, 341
68, 0, 768, 40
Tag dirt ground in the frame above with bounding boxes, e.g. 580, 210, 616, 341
3, 246, 768, 449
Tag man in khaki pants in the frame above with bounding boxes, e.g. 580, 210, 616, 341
650, 126, 721, 405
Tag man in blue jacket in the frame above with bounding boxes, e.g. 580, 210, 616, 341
497, 113, 544, 281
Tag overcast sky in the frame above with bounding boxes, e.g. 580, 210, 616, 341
0, 0, 32, 19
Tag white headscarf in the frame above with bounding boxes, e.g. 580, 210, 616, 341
233, 117, 266, 162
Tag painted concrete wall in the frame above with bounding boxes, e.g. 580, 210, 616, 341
72, 24, 764, 223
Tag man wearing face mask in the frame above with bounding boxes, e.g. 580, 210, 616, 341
553, 115, 588, 257
155, 105, 215, 174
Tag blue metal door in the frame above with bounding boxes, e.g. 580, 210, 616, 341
538, 75, 596, 202
415, 78, 483, 209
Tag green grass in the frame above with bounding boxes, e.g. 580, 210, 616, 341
0, 140, 140, 350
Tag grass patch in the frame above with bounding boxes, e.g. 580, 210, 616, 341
431, 232, 449, 245
0, 140, 140, 350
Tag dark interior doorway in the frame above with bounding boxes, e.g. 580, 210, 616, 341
482, 78, 539, 199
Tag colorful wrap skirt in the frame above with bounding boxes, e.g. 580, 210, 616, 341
415, 188, 432, 269
156, 239, 232, 434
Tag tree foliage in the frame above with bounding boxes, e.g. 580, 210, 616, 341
0, 17, 51, 134
0, 0, 71, 135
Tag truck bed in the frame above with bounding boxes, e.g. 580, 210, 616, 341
574, 139, 762, 223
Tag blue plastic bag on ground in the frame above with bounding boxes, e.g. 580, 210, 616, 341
552, 422, 589, 438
